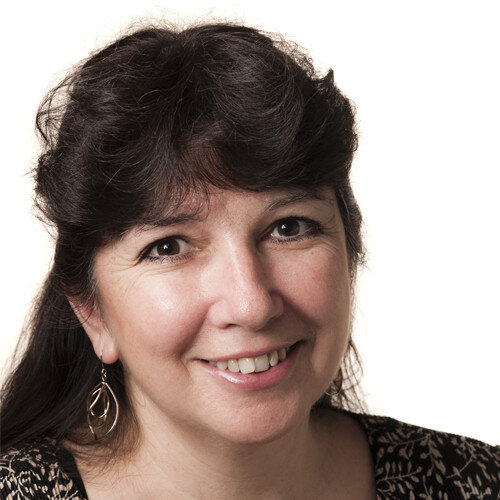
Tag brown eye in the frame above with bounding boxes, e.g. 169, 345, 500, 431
269, 217, 320, 242
144, 237, 192, 261
275, 219, 301, 237
156, 239, 181, 256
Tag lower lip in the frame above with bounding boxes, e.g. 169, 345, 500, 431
198, 342, 302, 391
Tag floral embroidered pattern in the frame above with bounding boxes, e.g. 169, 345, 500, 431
0, 439, 84, 499
356, 414, 500, 499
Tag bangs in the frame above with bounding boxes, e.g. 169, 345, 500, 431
93, 78, 353, 242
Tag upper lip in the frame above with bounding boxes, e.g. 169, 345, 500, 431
200, 340, 301, 362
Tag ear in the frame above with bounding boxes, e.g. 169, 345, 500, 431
68, 297, 120, 364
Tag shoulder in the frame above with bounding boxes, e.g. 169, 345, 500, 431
0, 438, 86, 499
354, 412, 500, 499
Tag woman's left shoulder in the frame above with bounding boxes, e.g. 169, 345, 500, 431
353, 412, 500, 499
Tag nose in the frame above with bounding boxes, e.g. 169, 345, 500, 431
204, 245, 284, 332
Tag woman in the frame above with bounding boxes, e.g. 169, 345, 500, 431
0, 22, 498, 499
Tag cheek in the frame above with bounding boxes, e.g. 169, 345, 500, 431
276, 247, 350, 329
275, 247, 351, 384
98, 271, 206, 363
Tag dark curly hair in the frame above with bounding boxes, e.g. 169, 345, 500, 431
0, 21, 364, 455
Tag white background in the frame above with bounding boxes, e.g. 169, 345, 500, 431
1, 0, 498, 444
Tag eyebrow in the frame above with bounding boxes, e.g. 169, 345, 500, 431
264, 191, 334, 211
141, 191, 334, 230
141, 211, 204, 230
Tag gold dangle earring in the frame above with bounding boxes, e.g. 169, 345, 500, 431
86, 352, 119, 440
325, 369, 344, 398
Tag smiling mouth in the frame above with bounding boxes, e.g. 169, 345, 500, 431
200, 342, 301, 374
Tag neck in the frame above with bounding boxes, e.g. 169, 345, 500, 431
133, 407, 331, 499
82, 405, 335, 499
74, 405, 378, 499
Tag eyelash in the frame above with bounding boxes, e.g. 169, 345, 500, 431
140, 217, 323, 264
269, 217, 322, 245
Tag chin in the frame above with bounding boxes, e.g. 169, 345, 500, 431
203, 395, 312, 445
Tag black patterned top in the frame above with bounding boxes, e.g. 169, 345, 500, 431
1, 413, 499, 499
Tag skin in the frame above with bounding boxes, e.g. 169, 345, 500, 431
75, 187, 375, 499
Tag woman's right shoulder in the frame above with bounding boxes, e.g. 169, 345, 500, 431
0, 438, 86, 499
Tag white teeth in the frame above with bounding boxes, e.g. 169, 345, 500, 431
208, 345, 295, 374
268, 350, 279, 367
254, 354, 270, 372
216, 360, 228, 370
238, 358, 256, 374
228, 359, 239, 372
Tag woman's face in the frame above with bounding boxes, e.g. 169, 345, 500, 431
92, 187, 351, 443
